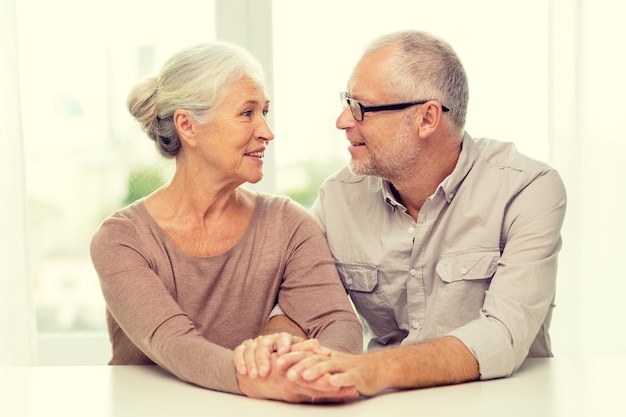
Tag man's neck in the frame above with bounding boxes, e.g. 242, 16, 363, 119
389, 139, 462, 221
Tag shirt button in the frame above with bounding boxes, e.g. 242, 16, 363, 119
411, 320, 420, 329
409, 268, 417, 276
448, 193, 455, 200
345, 278, 353, 285
460, 267, 468, 275
407, 226, 415, 234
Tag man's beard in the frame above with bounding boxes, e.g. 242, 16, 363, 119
348, 124, 417, 181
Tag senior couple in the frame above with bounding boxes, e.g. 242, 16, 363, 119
90, 30, 566, 403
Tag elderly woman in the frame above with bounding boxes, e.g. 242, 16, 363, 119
89, 42, 362, 402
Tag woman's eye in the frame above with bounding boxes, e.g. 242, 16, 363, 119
262, 109, 269, 117
242, 110, 253, 117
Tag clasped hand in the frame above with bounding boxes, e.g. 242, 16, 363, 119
233, 333, 359, 403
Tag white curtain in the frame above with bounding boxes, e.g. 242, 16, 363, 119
548, 0, 626, 357
0, 0, 36, 365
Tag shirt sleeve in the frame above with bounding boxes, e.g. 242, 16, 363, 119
309, 191, 327, 234
448, 169, 567, 379
89, 214, 240, 394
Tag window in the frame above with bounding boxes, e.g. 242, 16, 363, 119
271, 0, 550, 208
18, 0, 548, 361
14, 0, 624, 364
16, 0, 217, 361
17, 0, 548, 363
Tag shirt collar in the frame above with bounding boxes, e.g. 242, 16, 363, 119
438, 131, 479, 203
382, 180, 401, 209
382, 132, 479, 207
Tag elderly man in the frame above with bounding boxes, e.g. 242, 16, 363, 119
236, 30, 566, 399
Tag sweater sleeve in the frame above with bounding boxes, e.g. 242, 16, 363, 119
275, 199, 363, 353
89, 210, 241, 394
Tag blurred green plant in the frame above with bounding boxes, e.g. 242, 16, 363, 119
122, 167, 167, 206
121, 159, 347, 210
283, 158, 346, 208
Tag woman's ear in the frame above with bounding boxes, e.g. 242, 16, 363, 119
173, 109, 197, 146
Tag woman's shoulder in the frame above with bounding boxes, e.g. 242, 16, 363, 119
98, 200, 150, 229
91, 200, 157, 248
250, 193, 327, 251
253, 193, 323, 239
255, 192, 310, 219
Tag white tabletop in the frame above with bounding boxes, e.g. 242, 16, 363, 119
1, 356, 625, 417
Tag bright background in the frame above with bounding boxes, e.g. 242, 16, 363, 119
1, 0, 624, 365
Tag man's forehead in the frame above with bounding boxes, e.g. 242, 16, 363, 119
347, 49, 393, 97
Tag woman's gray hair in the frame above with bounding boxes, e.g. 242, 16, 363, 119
127, 41, 266, 158
365, 31, 469, 137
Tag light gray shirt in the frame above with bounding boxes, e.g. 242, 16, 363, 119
310, 133, 567, 380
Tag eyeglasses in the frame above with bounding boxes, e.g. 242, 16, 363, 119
340, 91, 450, 122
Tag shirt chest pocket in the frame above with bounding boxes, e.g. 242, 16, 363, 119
335, 262, 398, 340
436, 250, 500, 283
432, 250, 500, 332
336, 263, 378, 292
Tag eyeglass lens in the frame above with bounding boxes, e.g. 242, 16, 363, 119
340, 92, 362, 120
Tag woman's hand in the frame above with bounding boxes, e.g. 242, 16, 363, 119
233, 333, 329, 378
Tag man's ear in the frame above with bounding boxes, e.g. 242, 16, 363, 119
415, 101, 444, 138
173, 109, 197, 146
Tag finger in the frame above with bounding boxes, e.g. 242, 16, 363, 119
284, 381, 356, 403
290, 339, 330, 355
319, 386, 360, 402
274, 333, 300, 355
233, 342, 250, 375
327, 372, 357, 389
292, 372, 341, 392
241, 338, 266, 378
300, 359, 337, 382
304, 386, 360, 403
275, 350, 312, 370
252, 336, 277, 378
286, 354, 333, 381
241, 334, 302, 378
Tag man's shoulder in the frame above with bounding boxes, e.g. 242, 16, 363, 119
325, 166, 362, 183
322, 166, 377, 187
471, 137, 554, 174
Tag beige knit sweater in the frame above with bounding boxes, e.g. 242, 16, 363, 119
90, 193, 362, 394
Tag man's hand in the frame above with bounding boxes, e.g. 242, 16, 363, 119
236, 350, 359, 403
285, 350, 385, 397
285, 337, 480, 397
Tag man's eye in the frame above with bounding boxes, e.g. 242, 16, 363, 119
242, 110, 253, 117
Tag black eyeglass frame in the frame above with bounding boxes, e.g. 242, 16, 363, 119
340, 92, 450, 122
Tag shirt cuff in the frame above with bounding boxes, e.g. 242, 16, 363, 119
447, 318, 517, 380
268, 304, 285, 320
